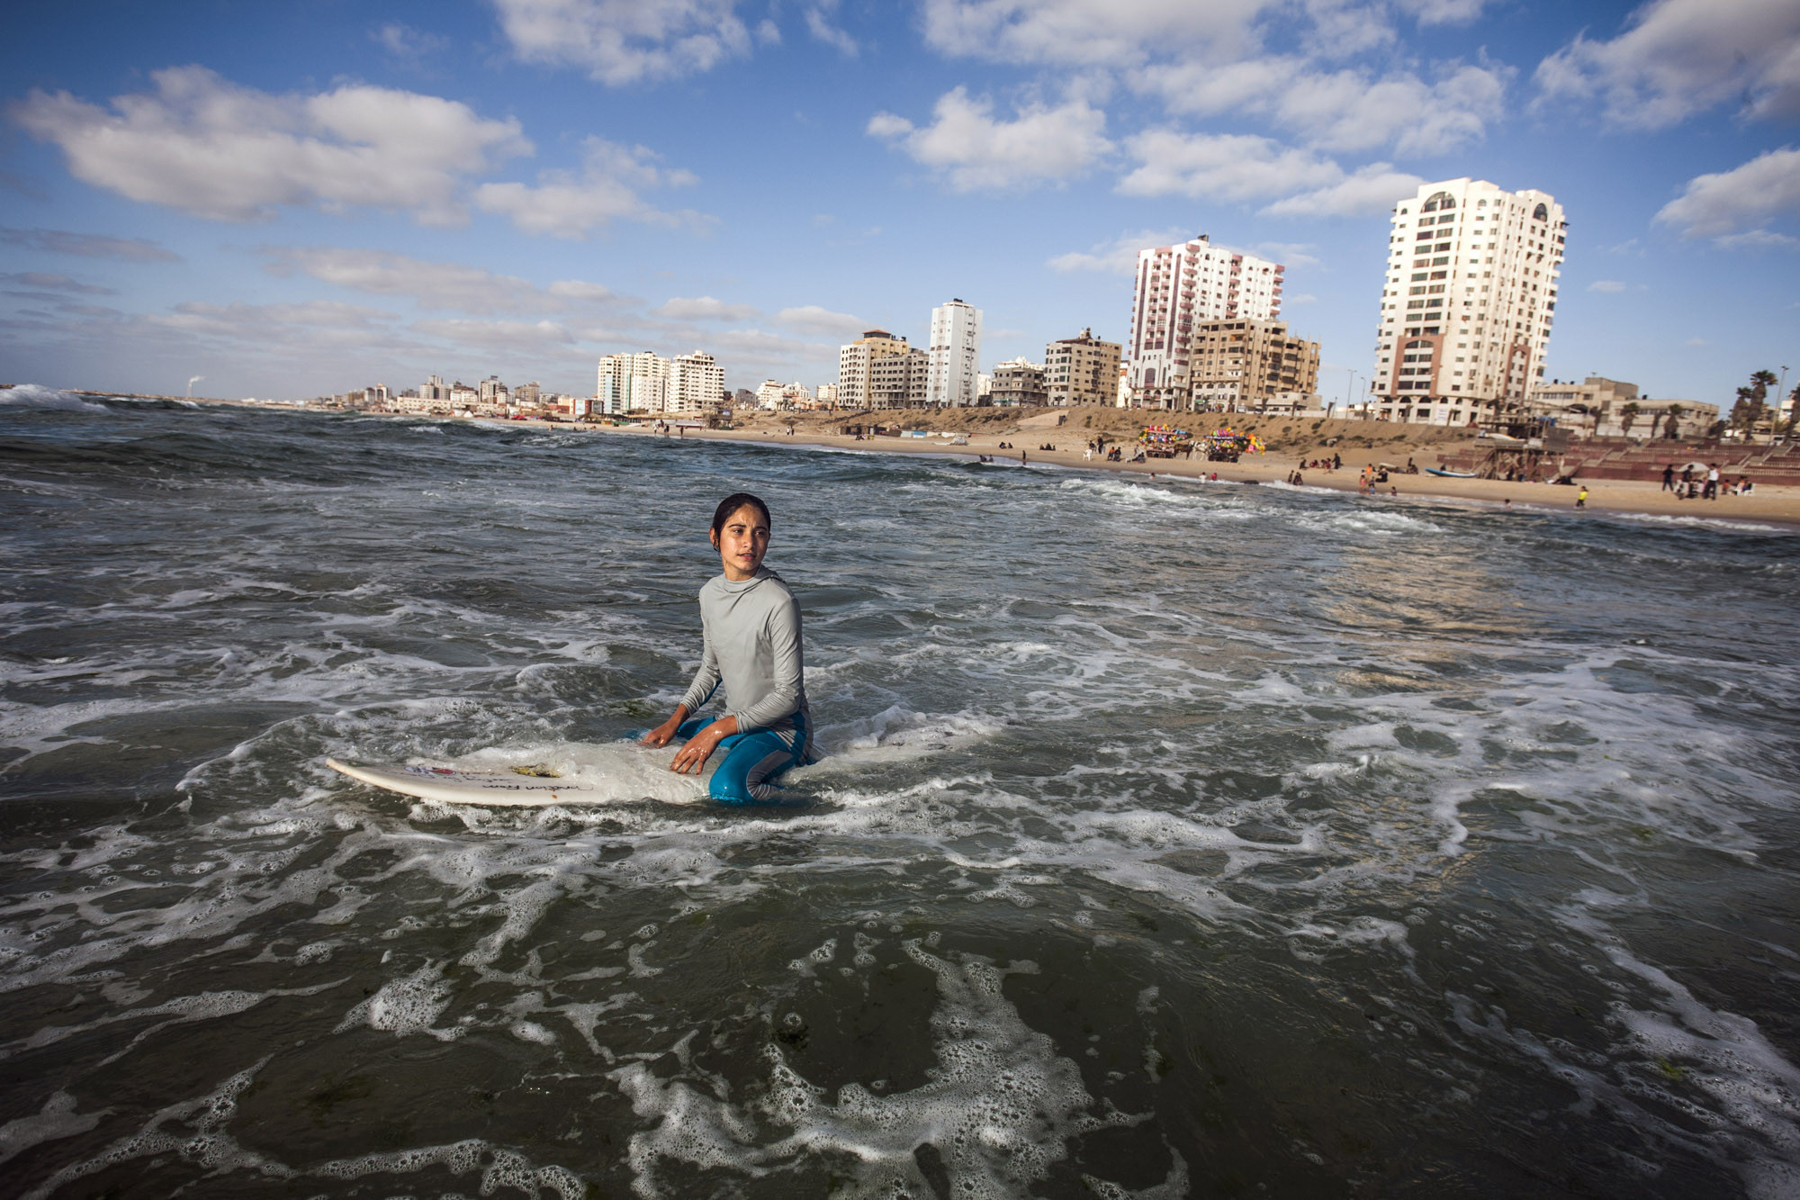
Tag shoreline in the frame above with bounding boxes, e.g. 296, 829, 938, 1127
568, 418, 1800, 531
33, 386, 1800, 529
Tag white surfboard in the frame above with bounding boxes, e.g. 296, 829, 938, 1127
326, 758, 609, 806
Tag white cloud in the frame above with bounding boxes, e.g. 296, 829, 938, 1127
1535, 0, 1800, 129
868, 87, 1111, 191
150, 299, 400, 343
1046, 227, 1192, 274
374, 23, 450, 60
1655, 147, 1800, 240
1259, 162, 1425, 216
0, 227, 179, 261
473, 136, 702, 238
1587, 280, 1628, 292
9, 66, 530, 225
411, 317, 576, 348
263, 246, 621, 315
1253, 241, 1321, 268
921, 0, 1271, 68
866, 112, 914, 138
1714, 229, 1800, 251
1285, 292, 1319, 304
0, 272, 115, 295
772, 305, 867, 336
545, 279, 618, 301
804, 1, 858, 56
1393, 0, 1491, 25
1118, 130, 1341, 201
1142, 58, 1507, 155
491, 0, 751, 85
656, 296, 760, 320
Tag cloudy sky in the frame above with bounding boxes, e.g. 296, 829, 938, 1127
2, 0, 1796, 404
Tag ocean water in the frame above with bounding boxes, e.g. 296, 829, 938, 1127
2, 386, 1798, 1199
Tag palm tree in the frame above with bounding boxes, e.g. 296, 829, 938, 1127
1663, 403, 1684, 440
1729, 370, 1779, 440
1619, 401, 1640, 437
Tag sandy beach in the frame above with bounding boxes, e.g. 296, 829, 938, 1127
566, 407, 1800, 529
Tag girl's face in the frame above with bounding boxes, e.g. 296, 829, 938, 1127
712, 505, 770, 581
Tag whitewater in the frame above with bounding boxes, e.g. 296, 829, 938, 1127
2, 388, 1798, 1197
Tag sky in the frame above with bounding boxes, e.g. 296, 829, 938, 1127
1, 0, 1796, 407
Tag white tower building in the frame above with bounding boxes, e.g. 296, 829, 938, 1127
1126, 235, 1283, 409
1370, 178, 1565, 425
927, 299, 982, 408
596, 352, 667, 414
668, 351, 724, 414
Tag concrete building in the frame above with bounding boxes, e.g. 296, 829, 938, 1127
668, 352, 724, 415
816, 383, 840, 406
1528, 376, 1713, 438
597, 352, 667, 414
869, 347, 930, 408
1187, 320, 1320, 411
990, 359, 1047, 406
1045, 328, 1122, 407
595, 350, 721, 415
754, 379, 786, 409
837, 330, 911, 409
1371, 178, 1565, 426
1127, 235, 1283, 409
927, 299, 982, 407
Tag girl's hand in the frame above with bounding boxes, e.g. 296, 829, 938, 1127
670, 727, 722, 774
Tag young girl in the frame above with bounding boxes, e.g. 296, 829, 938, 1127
640, 493, 814, 804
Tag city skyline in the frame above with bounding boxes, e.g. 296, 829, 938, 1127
1, 2, 1796, 407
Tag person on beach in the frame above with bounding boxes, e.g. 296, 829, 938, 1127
1576, 485, 1588, 509
1662, 464, 1675, 492
1706, 464, 1720, 500
640, 492, 814, 804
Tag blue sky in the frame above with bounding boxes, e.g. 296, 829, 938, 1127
1, 0, 1796, 405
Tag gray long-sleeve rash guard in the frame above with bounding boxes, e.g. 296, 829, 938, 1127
678, 566, 809, 738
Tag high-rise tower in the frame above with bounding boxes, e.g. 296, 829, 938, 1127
1126, 235, 1283, 409
1371, 178, 1565, 425
927, 299, 982, 408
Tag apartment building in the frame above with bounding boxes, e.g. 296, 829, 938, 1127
667, 352, 724, 414
990, 359, 1047, 406
1187, 320, 1320, 411
837, 330, 911, 409
1044, 328, 1122, 407
869, 347, 930, 408
1127, 235, 1283, 409
1528, 376, 1713, 438
1371, 178, 1565, 425
927, 299, 982, 407
595, 350, 722, 415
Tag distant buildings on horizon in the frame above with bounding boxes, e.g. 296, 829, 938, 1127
313, 174, 1728, 432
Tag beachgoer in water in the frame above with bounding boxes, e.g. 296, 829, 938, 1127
640, 492, 814, 804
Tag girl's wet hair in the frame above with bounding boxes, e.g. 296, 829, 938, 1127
711, 492, 771, 538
